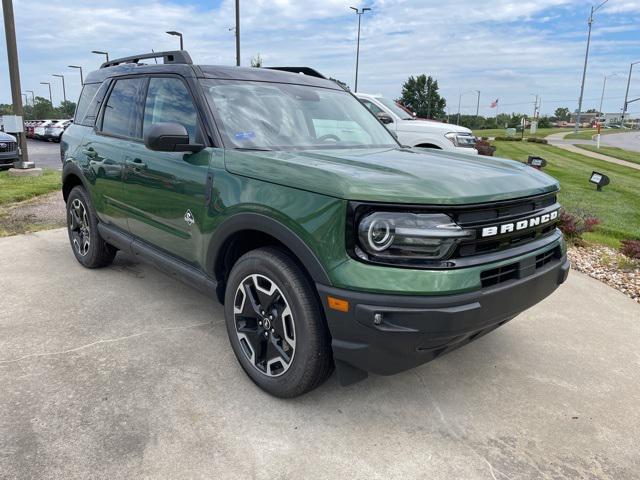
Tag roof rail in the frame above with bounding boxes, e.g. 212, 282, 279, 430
100, 50, 192, 69
265, 67, 327, 79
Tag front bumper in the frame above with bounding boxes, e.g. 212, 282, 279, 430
317, 253, 569, 384
0, 151, 18, 166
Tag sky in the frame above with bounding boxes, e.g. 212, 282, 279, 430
1, 0, 639, 117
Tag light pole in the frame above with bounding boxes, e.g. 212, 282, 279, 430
457, 90, 474, 125
26, 89, 35, 104
166, 31, 183, 50
68, 65, 84, 85
40, 82, 52, 105
350, 6, 371, 93
235, 0, 240, 66
621, 61, 640, 126
52, 74, 66, 104
598, 73, 617, 122
475, 90, 481, 124
21, 92, 27, 106
2, 0, 31, 167
91, 50, 109, 63
574, 0, 608, 134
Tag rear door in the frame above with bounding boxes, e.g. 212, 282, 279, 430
82, 77, 145, 230
121, 75, 210, 267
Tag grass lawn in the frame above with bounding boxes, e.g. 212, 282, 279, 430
0, 170, 61, 206
492, 141, 640, 247
563, 129, 624, 140
473, 128, 574, 139
573, 145, 640, 166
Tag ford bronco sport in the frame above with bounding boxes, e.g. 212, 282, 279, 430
61, 51, 569, 398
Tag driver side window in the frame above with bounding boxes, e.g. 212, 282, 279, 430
143, 77, 199, 143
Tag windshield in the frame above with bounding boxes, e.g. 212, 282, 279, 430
376, 97, 414, 120
201, 80, 398, 150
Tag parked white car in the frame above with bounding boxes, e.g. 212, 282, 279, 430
356, 93, 477, 154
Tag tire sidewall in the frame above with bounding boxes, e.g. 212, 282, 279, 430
224, 249, 324, 396
66, 186, 105, 267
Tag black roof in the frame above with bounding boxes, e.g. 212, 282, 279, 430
83, 50, 340, 90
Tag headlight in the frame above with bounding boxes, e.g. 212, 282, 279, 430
356, 212, 473, 262
445, 132, 476, 148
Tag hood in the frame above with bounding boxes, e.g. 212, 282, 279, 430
224, 147, 559, 205
397, 119, 472, 135
0, 132, 16, 142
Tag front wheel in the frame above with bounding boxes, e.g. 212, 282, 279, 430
66, 186, 116, 268
224, 247, 333, 397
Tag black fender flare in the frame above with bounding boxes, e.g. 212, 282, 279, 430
206, 212, 332, 286
61, 161, 91, 201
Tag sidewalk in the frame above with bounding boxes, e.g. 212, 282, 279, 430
547, 132, 640, 171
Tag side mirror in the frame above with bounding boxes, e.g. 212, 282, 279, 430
144, 122, 203, 153
376, 112, 394, 125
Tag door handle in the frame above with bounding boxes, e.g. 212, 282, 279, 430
126, 157, 147, 170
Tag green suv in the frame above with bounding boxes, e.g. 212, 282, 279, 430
61, 51, 569, 397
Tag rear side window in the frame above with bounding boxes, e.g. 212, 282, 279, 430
143, 77, 199, 143
101, 78, 144, 138
74, 83, 100, 126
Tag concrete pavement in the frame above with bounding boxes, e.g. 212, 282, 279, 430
1, 228, 639, 479
24, 139, 61, 170
547, 132, 640, 171
600, 131, 640, 153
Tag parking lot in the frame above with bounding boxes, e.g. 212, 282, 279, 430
25, 139, 61, 170
1, 228, 639, 479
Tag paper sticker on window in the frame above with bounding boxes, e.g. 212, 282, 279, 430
234, 131, 255, 140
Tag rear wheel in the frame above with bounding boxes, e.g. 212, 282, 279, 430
224, 247, 333, 397
66, 186, 116, 268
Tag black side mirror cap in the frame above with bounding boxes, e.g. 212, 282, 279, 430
144, 122, 204, 153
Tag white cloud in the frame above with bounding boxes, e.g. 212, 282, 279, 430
0, 0, 638, 116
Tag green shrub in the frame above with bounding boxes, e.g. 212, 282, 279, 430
526, 137, 548, 144
494, 136, 522, 142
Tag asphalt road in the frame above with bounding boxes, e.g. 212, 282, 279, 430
1, 228, 639, 479
25, 139, 61, 170
600, 131, 640, 153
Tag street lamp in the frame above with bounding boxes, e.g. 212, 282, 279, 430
21, 92, 27, 106
598, 73, 617, 122
350, 6, 371, 93
91, 50, 109, 63
574, 0, 609, 133
52, 74, 66, 104
26, 89, 35, 104
68, 65, 84, 85
166, 30, 183, 50
40, 82, 52, 105
475, 90, 481, 123
457, 90, 475, 125
621, 61, 640, 126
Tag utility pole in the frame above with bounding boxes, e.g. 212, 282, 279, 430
350, 6, 371, 93
2, 0, 31, 167
52, 74, 67, 104
475, 90, 481, 125
235, 0, 240, 66
574, 0, 608, 134
621, 61, 639, 126
598, 73, 616, 122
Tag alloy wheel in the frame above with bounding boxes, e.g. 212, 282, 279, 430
233, 274, 296, 377
68, 198, 91, 257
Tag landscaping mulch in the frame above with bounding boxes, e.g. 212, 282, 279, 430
568, 245, 640, 304
0, 191, 66, 237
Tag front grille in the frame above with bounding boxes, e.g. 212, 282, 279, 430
481, 246, 562, 288
0, 141, 16, 153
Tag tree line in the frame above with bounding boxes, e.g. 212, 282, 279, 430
0, 96, 76, 120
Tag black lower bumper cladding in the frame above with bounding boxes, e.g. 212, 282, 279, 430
318, 255, 570, 385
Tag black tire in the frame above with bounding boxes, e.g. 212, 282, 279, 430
224, 247, 333, 397
66, 186, 116, 268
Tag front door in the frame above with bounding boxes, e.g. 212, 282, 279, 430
122, 76, 210, 267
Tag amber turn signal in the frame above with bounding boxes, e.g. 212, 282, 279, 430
327, 296, 349, 312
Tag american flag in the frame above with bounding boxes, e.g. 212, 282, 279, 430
490, 98, 499, 108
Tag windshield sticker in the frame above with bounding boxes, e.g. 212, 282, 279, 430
234, 131, 256, 140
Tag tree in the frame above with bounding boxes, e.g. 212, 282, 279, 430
538, 116, 551, 128
32, 96, 55, 120
58, 100, 76, 119
400, 74, 446, 119
250, 53, 262, 68
585, 108, 598, 113
554, 107, 570, 121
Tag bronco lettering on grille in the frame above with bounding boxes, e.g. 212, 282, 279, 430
481, 210, 559, 238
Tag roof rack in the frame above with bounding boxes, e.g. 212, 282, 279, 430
265, 67, 327, 79
100, 50, 192, 69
